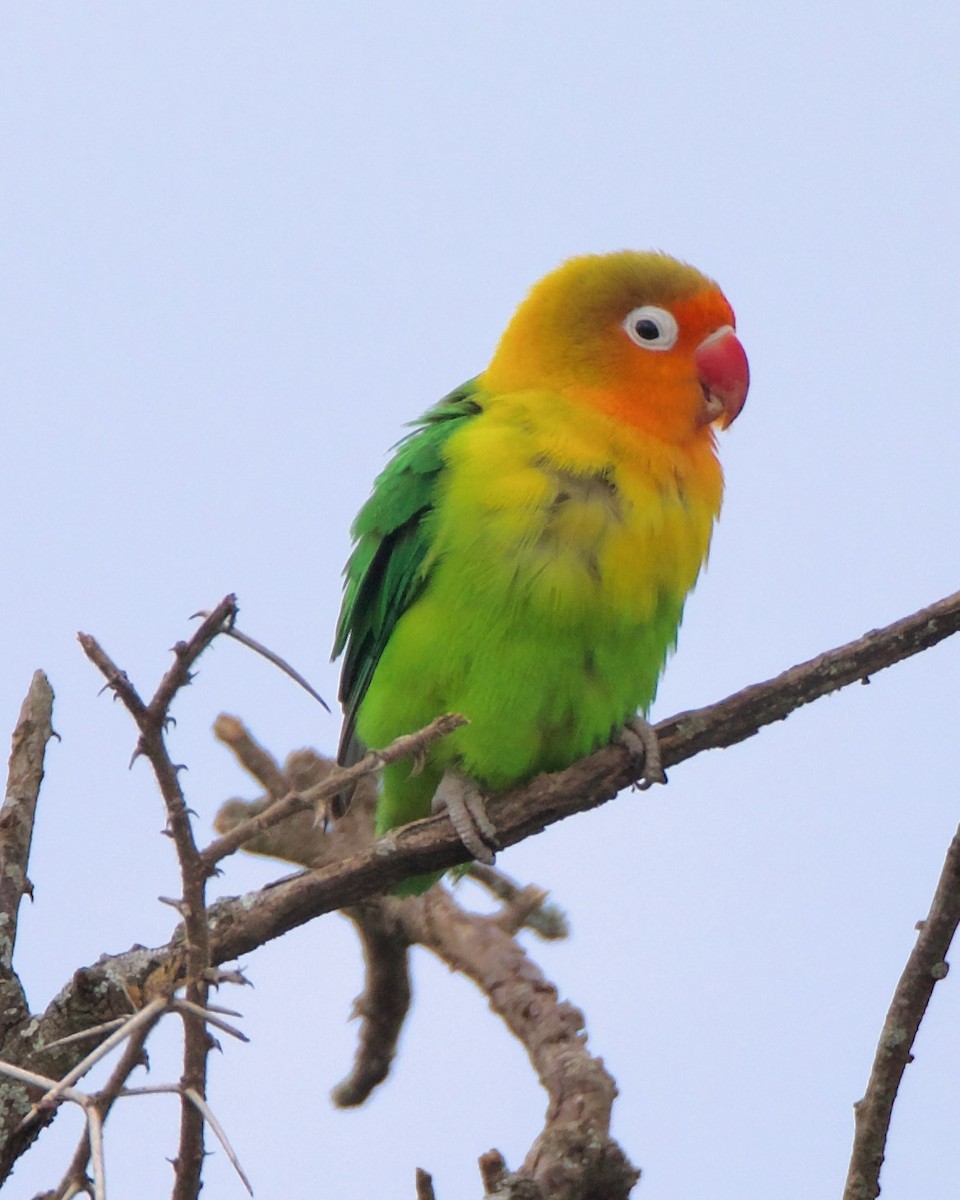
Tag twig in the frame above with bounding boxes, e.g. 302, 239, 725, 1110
655, 587, 960, 767
149, 595, 239, 720
0, 1060, 81, 1097
85, 1105, 106, 1200
201, 713, 467, 868
43, 1019, 130, 1052
489, 884, 551, 936
842, 820, 960, 1200
478, 1149, 509, 1193
466, 864, 569, 940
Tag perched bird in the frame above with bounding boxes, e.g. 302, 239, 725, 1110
333, 251, 748, 892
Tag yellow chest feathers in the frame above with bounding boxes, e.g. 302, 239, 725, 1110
430, 392, 724, 625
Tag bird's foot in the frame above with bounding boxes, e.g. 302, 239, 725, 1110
432, 770, 499, 865
616, 715, 667, 790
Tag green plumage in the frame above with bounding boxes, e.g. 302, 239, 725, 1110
333, 376, 711, 890
333, 251, 741, 893
334, 380, 482, 773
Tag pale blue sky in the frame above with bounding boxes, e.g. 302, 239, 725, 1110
2, 3, 959, 1197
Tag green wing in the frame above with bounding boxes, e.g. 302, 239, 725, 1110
333, 380, 483, 769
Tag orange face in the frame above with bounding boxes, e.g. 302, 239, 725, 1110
483, 251, 749, 445
605, 285, 749, 440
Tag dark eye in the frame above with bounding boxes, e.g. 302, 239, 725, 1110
622, 305, 679, 351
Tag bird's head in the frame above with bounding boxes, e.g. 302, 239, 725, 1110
482, 251, 749, 444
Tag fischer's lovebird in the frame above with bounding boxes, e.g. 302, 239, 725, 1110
333, 251, 749, 892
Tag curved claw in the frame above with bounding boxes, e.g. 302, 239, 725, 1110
617, 716, 667, 790
432, 770, 498, 865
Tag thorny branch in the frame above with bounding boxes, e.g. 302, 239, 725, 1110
0, 604, 254, 1195
10, 996, 251, 1200
0, 588, 956, 1195
42, 999, 166, 1200
77, 595, 241, 1200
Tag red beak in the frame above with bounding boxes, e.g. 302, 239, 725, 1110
694, 326, 749, 428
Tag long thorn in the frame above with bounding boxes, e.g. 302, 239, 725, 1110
86, 1103, 107, 1200
44, 1018, 130, 1051
192, 615, 330, 712
173, 999, 249, 1042
184, 1087, 254, 1195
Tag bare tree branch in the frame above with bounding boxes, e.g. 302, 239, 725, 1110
213, 714, 289, 799
2, 588, 959, 1191
842, 819, 960, 1200
0, 672, 57, 1170
148, 595, 239, 719
198, 587, 960, 956
25, 585, 955, 1040
408, 886, 639, 1199
655, 587, 960, 767
332, 902, 412, 1109
210, 745, 627, 1194
0, 672, 55, 1018
183, 1087, 253, 1196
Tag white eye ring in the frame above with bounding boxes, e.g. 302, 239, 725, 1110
622, 305, 679, 351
